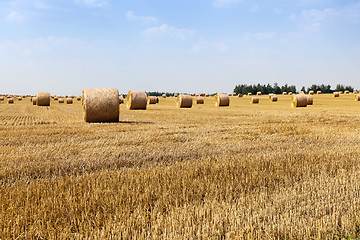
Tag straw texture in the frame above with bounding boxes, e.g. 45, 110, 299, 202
177, 95, 193, 108
119, 96, 124, 104
147, 96, 158, 104
8, 98, 14, 104
127, 91, 147, 110
195, 96, 204, 104
83, 88, 120, 122
32, 97, 37, 105
251, 97, 259, 104
292, 94, 308, 107
306, 95, 313, 105
37, 92, 50, 106
66, 98, 73, 104
215, 93, 230, 107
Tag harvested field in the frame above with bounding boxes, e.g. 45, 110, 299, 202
0, 94, 360, 239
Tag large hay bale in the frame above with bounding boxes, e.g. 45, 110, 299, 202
8, 98, 14, 104
59, 98, 64, 103
215, 93, 230, 107
251, 97, 259, 104
127, 91, 147, 110
147, 96, 158, 104
83, 88, 119, 122
32, 97, 37, 105
195, 96, 204, 104
37, 92, 50, 106
333, 92, 340, 97
270, 96, 278, 102
66, 98, 73, 104
355, 95, 360, 101
292, 94, 307, 107
177, 95, 193, 108
317, 91, 322, 94
309, 90, 314, 95
256, 92, 261, 96
307, 95, 313, 105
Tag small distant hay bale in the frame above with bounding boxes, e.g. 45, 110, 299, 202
51, 95, 55, 99
344, 90, 349, 94
37, 92, 50, 106
215, 93, 230, 107
282, 92, 287, 95
174, 94, 178, 97
177, 95, 193, 108
70, 95, 75, 98
307, 95, 313, 105
288, 92, 293, 95
127, 91, 147, 110
147, 96, 157, 104
65, 95, 68, 98
339, 91, 343, 94
195, 93, 200, 97
195, 96, 204, 104
309, 91, 314, 95
317, 91, 322, 94
76, 97, 81, 101
251, 97, 259, 104
231, 93, 236, 96
333, 92, 340, 97
59, 98, 64, 103
256, 92, 261, 96
32, 97, 37, 105
83, 88, 119, 122
54, 97, 58, 101
66, 98, 73, 104
119, 96, 124, 104
205, 93, 209, 97
200, 93, 205, 97
292, 94, 307, 107
17, 97, 22, 101
248, 93, 252, 96
8, 98, 14, 104
354, 95, 360, 101
353, 91, 357, 94
270, 96, 278, 102
0, 96, 4, 101
238, 94, 243, 97
22, 95, 25, 98
162, 94, 167, 98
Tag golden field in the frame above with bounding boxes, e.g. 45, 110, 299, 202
0, 94, 360, 239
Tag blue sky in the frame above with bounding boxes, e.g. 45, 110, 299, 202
1, 0, 359, 95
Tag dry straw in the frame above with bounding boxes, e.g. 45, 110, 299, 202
270, 96, 278, 102
306, 95, 313, 105
256, 92, 262, 96
333, 92, 340, 97
299, 91, 304, 94
339, 91, 343, 94
251, 97, 259, 104
353, 91, 358, 94
8, 98, 14, 104
355, 95, 360, 101
83, 88, 119, 122
292, 94, 308, 107
66, 98, 73, 104
195, 96, 204, 104
127, 91, 147, 110
215, 93, 230, 107
59, 98, 64, 103
37, 92, 50, 106
147, 96, 158, 104
176, 95, 193, 108
309, 90, 314, 95
317, 91, 322, 94
32, 97, 37, 105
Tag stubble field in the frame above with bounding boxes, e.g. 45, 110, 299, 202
0, 94, 360, 239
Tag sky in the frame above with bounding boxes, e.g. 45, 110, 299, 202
1, 0, 360, 95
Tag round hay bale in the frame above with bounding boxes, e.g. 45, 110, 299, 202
339, 91, 343, 94
82, 88, 119, 122
0, 96, 4, 101
147, 96, 157, 104
174, 94, 178, 97
70, 95, 75, 98
355, 95, 360, 101
270, 96, 278, 102
205, 93, 209, 97
8, 98, 14, 104
200, 93, 205, 97
282, 92, 287, 95
317, 91, 322, 94
17, 97, 22, 101
309, 91, 314, 95
289, 92, 293, 95
162, 94, 167, 98
54, 97, 58, 101
292, 94, 307, 107
333, 92, 340, 97
238, 94, 243, 97
32, 97, 37, 105
177, 95, 193, 108
65, 95, 68, 98
231, 93, 236, 96
353, 91, 357, 94
37, 92, 50, 106
251, 97, 259, 104
66, 98, 73, 104
59, 98, 64, 103
119, 96, 124, 104
195, 96, 204, 104
256, 92, 262, 96
215, 93, 230, 107
307, 95, 313, 105
127, 91, 147, 110
344, 90, 349, 94
247, 93, 252, 96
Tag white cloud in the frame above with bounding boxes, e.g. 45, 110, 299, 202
125, 11, 158, 25
250, 3, 259, 13
75, 0, 107, 7
212, 0, 241, 8
142, 24, 197, 40
6, 11, 24, 22
243, 32, 277, 41
192, 40, 229, 53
